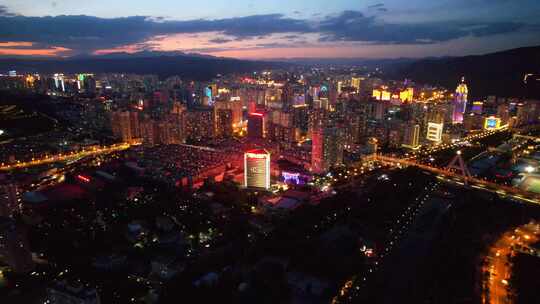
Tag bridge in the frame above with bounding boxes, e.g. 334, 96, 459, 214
364, 154, 540, 205
0, 142, 138, 171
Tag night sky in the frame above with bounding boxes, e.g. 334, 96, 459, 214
0, 0, 539, 59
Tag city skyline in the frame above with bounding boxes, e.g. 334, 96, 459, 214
0, 0, 540, 59
1, 2, 540, 304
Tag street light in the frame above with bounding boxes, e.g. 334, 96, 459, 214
525, 166, 535, 174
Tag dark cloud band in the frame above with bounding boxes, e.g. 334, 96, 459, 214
0, 8, 536, 55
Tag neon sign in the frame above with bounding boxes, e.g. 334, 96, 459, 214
282, 172, 300, 184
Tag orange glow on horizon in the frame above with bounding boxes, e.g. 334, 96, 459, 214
0, 46, 71, 57
0, 41, 35, 47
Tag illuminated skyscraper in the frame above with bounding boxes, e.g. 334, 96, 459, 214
110, 111, 132, 142
215, 109, 233, 137
247, 112, 267, 139
453, 77, 468, 124
244, 149, 271, 189
471, 101, 483, 114
427, 122, 444, 142
184, 108, 215, 141
351, 77, 361, 93
402, 123, 420, 149
311, 126, 343, 174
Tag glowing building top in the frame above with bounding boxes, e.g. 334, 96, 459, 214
455, 77, 468, 97
452, 77, 469, 124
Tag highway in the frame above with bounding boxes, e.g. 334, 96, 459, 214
407, 126, 509, 161
482, 221, 539, 304
0, 142, 137, 171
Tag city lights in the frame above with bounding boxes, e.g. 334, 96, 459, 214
0, 4, 539, 303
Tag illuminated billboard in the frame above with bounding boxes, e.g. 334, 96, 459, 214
484, 116, 501, 130
244, 149, 271, 189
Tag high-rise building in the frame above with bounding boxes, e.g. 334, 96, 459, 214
110, 111, 133, 142
129, 111, 141, 139
351, 77, 361, 93
184, 108, 215, 141
247, 112, 267, 139
244, 149, 271, 189
215, 109, 234, 138
497, 104, 510, 124
215, 99, 242, 127
452, 77, 468, 124
374, 101, 388, 120
471, 101, 483, 114
140, 115, 157, 146
402, 123, 420, 149
311, 127, 343, 174
427, 122, 444, 142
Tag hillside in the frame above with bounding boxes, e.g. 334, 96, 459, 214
0, 54, 287, 80
394, 46, 540, 99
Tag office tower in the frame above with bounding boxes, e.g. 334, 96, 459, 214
463, 113, 483, 131
452, 77, 468, 124
0, 217, 34, 273
215, 109, 234, 138
110, 111, 132, 142
311, 126, 344, 174
215, 99, 242, 127
426, 104, 446, 125
167, 113, 185, 144
497, 104, 510, 124
402, 123, 420, 149
129, 111, 141, 139
516, 103, 528, 126
281, 83, 294, 110
374, 101, 388, 120
337, 81, 343, 94
265, 87, 282, 108
141, 116, 157, 146
244, 149, 271, 190
292, 104, 309, 133
53, 73, 65, 92
308, 108, 326, 139
427, 122, 444, 142
351, 77, 361, 93
247, 112, 267, 139
184, 108, 215, 142
157, 121, 172, 144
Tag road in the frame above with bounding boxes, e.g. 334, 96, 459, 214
407, 126, 509, 161
0, 142, 137, 171
482, 221, 540, 304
